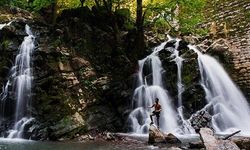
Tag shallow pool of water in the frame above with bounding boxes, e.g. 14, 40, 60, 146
0, 133, 201, 150
0, 138, 166, 150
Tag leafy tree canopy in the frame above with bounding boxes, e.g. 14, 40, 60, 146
4, 0, 207, 35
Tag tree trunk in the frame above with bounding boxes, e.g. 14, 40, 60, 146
135, 0, 144, 58
52, 0, 58, 26
80, 0, 86, 7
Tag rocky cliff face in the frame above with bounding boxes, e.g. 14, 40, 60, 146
205, 0, 250, 98
0, 7, 134, 140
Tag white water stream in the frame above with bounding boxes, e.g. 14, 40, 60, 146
128, 41, 194, 135
189, 45, 250, 135
128, 39, 250, 136
0, 24, 35, 138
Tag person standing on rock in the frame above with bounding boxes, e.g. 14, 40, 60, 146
148, 98, 162, 128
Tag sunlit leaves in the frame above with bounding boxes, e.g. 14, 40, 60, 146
7, 0, 207, 35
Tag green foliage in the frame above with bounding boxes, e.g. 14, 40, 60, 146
246, 11, 250, 22
8, 0, 53, 11
5, 0, 207, 36
9, 0, 29, 9
1, 39, 10, 50
115, 8, 135, 30
57, 0, 80, 12
177, 0, 207, 35
143, 0, 207, 35
0, 0, 9, 6
32, 0, 53, 11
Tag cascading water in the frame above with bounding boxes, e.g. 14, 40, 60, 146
128, 40, 195, 135
189, 45, 250, 135
168, 38, 184, 107
128, 42, 179, 134
128, 37, 250, 136
167, 37, 195, 134
0, 24, 35, 138
0, 21, 12, 30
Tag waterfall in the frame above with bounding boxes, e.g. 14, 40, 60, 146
0, 24, 35, 138
128, 42, 179, 134
188, 45, 250, 135
167, 37, 184, 107
166, 37, 195, 134
128, 38, 250, 136
128, 40, 196, 134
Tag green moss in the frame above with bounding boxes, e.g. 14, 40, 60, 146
183, 74, 193, 85
245, 11, 250, 22
1, 39, 10, 50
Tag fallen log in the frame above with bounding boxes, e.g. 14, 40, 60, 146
223, 130, 241, 140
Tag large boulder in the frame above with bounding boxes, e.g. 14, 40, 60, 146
190, 110, 212, 132
49, 112, 86, 140
199, 128, 240, 150
164, 133, 181, 144
232, 137, 250, 149
148, 125, 181, 144
148, 125, 166, 143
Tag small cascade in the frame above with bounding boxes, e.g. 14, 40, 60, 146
0, 21, 13, 30
188, 45, 250, 135
128, 42, 179, 134
0, 24, 35, 138
166, 37, 195, 134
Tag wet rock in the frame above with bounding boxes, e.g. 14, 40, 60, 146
58, 61, 73, 72
61, 72, 80, 87
189, 141, 205, 149
88, 134, 95, 140
190, 110, 212, 132
177, 40, 189, 51
83, 67, 96, 78
164, 133, 181, 144
164, 40, 176, 49
199, 128, 219, 150
78, 135, 88, 141
199, 128, 240, 150
106, 132, 115, 141
1, 25, 17, 37
168, 147, 182, 150
148, 125, 166, 144
55, 29, 64, 35
92, 76, 109, 86
232, 137, 250, 149
78, 134, 95, 141
58, 138, 65, 141
49, 112, 86, 140
217, 140, 240, 150
71, 57, 90, 70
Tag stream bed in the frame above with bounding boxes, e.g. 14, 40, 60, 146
0, 134, 200, 150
